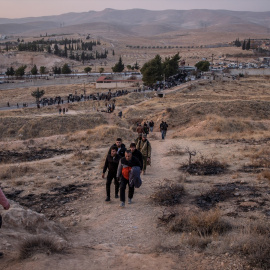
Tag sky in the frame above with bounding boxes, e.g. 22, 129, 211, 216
1, 0, 270, 18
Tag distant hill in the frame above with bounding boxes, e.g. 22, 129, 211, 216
0, 9, 269, 36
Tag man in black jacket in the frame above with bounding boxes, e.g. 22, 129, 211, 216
117, 150, 141, 207
108, 138, 126, 157
130, 143, 143, 171
102, 146, 121, 201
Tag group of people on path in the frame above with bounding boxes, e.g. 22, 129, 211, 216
102, 134, 151, 207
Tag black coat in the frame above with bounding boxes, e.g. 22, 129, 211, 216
132, 149, 143, 170
108, 143, 126, 157
103, 154, 121, 175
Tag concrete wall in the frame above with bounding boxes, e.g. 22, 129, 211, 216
230, 69, 270, 76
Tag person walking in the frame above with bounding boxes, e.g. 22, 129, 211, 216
108, 138, 126, 157
0, 187, 10, 258
130, 143, 143, 171
149, 120, 154, 132
136, 123, 144, 135
160, 121, 168, 140
102, 146, 121, 201
117, 150, 141, 207
136, 133, 151, 175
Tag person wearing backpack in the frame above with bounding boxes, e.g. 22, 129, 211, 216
0, 187, 10, 258
117, 150, 141, 207
136, 133, 151, 175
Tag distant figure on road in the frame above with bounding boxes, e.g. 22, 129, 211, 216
160, 121, 168, 140
7, 102, 10, 107
118, 111, 122, 118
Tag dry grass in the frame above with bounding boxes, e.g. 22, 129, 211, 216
0, 165, 34, 179
165, 145, 185, 156
233, 221, 270, 269
19, 236, 65, 260
250, 148, 270, 168
169, 209, 231, 237
151, 182, 185, 206
261, 170, 270, 181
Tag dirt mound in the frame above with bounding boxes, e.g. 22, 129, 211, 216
174, 116, 270, 139
0, 113, 107, 140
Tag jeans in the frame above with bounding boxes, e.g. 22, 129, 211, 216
106, 172, 119, 198
120, 176, 134, 202
161, 130, 166, 139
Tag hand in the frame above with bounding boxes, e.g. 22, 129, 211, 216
102, 173, 105, 179
4, 203, 10, 210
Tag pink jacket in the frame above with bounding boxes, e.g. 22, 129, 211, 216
0, 188, 9, 209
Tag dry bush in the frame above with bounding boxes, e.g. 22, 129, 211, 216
0, 165, 34, 179
180, 154, 228, 175
165, 145, 185, 156
250, 148, 270, 168
184, 234, 212, 250
261, 170, 270, 181
233, 222, 270, 270
19, 236, 64, 260
72, 149, 100, 162
151, 182, 185, 206
169, 209, 231, 237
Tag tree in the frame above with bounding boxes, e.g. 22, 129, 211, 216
31, 64, 38, 75
99, 67, 104, 74
195, 60, 210, 72
141, 54, 163, 86
84, 67, 92, 73
52, 66, 61, 74
6, 67, 15, 77
242, 40, 246, 50
246, 38, 251, 50
61, 63, 72, 74
126, 65, 132, 71
15, 65, 27, 77
134, 61, 140, 70
162, 53, 180, 78
40, 66, 46, 75
111, 56, 124, 72
31, 87, 45, 104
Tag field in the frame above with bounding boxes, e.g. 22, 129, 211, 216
0, 74, 270, 269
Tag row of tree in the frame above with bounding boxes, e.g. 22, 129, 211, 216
234, 38, 251, 50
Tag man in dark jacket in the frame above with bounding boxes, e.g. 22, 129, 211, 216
102, 146, 121, 201
108, 138, 126, 157
117, 150, 141, 207
130, 143, 143, 171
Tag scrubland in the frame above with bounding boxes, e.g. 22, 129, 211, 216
0, 76, 270, 270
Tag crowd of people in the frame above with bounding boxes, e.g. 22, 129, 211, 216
102, 119, 169, 207
102, 132, 152, 207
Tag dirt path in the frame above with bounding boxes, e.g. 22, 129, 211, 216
2, 135, 187, 270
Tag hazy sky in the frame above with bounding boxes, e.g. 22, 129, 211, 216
1, 0, 270, 18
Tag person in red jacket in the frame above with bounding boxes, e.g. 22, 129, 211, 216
0, 187, 10, 258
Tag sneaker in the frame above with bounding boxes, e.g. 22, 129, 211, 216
115, 194, 119, 199
0, 252, 3, 258
105, 197, 110, 202
128, 198, 132, 204
120, 202, 125, 207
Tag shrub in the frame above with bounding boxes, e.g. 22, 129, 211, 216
151, 182, 185, 206
169, 209, 231, 237
19, 236, 64, 260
